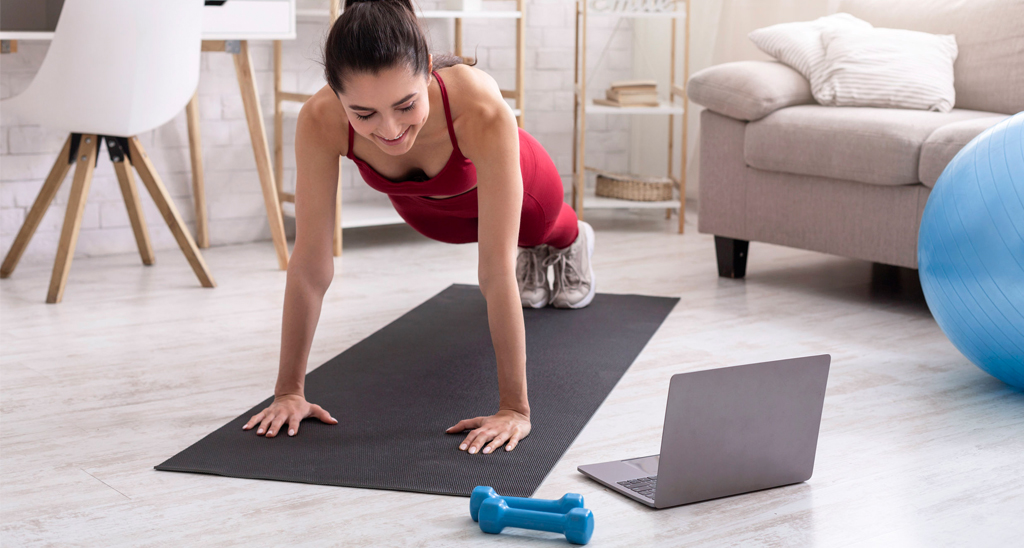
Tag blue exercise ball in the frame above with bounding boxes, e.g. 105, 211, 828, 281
918, 112, 1024, 389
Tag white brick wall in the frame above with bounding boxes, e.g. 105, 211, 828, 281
0, 0, 634, 260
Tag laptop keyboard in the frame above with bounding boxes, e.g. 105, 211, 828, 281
618, 476, 657, 499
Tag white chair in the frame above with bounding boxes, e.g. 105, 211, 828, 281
0, 0, 215, 303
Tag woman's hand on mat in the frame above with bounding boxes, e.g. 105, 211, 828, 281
243, 394, 338, 438
446, 409, 531, 455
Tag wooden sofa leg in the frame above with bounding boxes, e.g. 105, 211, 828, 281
714, 236, 749, 279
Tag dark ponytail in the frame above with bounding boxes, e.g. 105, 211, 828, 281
324, 0, 472, 94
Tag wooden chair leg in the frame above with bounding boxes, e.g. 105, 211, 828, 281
112, 156, 155, 266
273, 40, 284, 203
47, 135, 99, 304
234, 39, 290, 270
185, 90, 210, 248
127, 137, 216, 288
1, 135, 74, 278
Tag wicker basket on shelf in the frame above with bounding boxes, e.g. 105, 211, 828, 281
594, 170, 674, 202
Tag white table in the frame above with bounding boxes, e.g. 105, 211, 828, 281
1, 0, 296, 270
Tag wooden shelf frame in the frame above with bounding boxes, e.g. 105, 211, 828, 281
272, 0, 527, 257
572, 1, 691, 234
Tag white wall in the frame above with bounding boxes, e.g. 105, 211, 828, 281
629, 0, 836, 200
0, 0, 635, 261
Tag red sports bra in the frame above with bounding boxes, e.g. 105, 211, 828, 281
346, 71, 478, 198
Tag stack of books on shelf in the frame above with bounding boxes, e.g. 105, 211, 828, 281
594, 80, 659, 107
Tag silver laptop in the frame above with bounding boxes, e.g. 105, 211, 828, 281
578, 355, 831, 509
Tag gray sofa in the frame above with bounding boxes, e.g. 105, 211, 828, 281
686, 0, 1023, 278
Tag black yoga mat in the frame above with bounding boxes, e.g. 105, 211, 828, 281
157, 284, 678, 497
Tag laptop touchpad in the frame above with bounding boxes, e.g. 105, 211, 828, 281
622, 455, 659, 475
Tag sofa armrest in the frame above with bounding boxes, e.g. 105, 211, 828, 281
687, 61, 815, 122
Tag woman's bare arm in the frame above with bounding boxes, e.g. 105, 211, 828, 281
443, 66, 532, 454
243, 93, 345, 437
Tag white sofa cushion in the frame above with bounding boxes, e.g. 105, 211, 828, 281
816, 27, 958, 112
687, 61, 814, 122
748, 13, 871, 97
743, 105, 999, 186
919, 115, 1010, 188
838, 0, 1024, 115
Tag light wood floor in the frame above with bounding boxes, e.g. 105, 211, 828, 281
2, 209, 1022, 547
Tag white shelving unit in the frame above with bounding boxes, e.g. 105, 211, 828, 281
582, 192, 680, 209
277, 1, 527, 255
573, 0, 691, 233
296, 9, 523, 20
585, 101, 685, 115
586, 10, 687, 19
280, 195, 403, 228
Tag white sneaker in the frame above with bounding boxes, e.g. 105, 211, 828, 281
546, 221, 596, 309
516, 245, 551, 308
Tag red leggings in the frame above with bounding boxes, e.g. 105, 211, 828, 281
387, 130, 579, 249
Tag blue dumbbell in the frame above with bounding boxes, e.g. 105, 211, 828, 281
470, 486, 585, 522
478, 497, 594, 545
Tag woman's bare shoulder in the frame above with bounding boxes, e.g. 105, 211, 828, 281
438, 65, 518, 162
297, 85, 348, 156
438, 64, 507, 122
